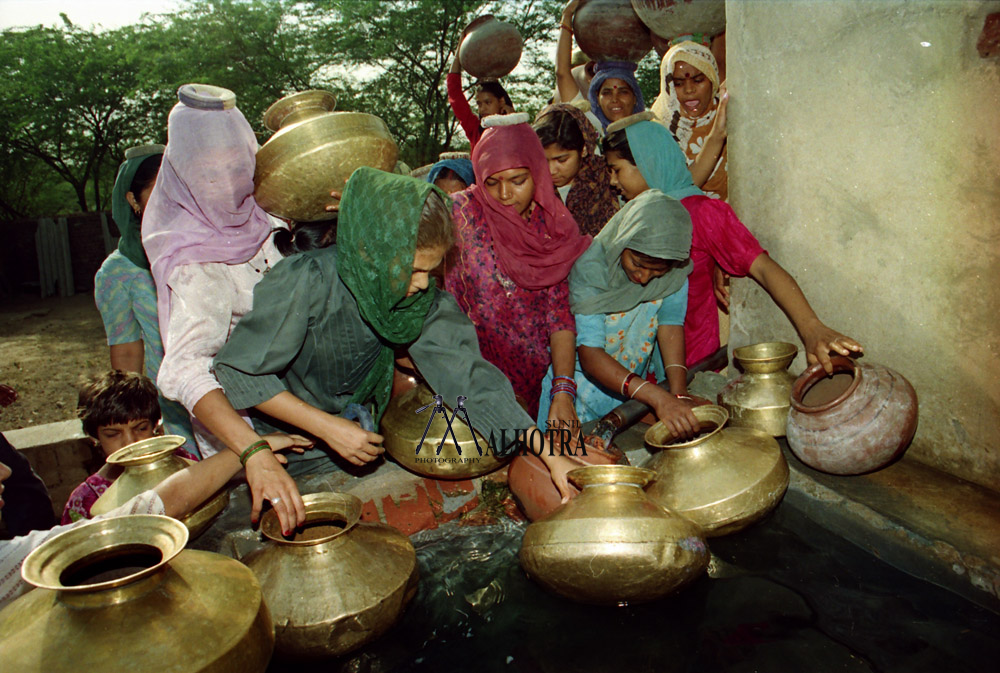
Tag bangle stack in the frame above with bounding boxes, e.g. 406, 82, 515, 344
621, 372, 638, 397
240, 439, 271, 466
550, 375, 577, 402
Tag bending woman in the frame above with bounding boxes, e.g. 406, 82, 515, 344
603, 115, 862, 372
213, 168, 582, 499
445, 114, 591, 423
651, 41, 729, 201
143, 84, 307, 531
95, 144, 195, 453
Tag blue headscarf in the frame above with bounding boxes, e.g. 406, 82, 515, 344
588, 61, 645, 131
426, 159, 475, 189
623, 120, 704, 201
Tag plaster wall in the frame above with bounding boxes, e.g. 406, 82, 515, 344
726, 0, 1000, 490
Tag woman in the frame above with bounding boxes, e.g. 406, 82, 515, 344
602, 115, 863, 372
94, 144, 196, 454
447, 41, 514, 151
651, 41, 729, 201
533, 103, 618, 236
540, 188, 700, 438
142, 84, 305, 532
425, 157, 476, 194
445, 114, 592, 423
213, 167, 581, 498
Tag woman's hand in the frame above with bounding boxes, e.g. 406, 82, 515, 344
547, 391, 579, 431
541, 452, 586, 503
316, 412, 384, 466
800, 320, 864, 374
324, 189, 342, 213
260, 432, 313, 464
561, 0, 581, 24
713, 263, 731, 310
710, 84, 729, 141
644, 385, 699, 441
244, 449, 305, 533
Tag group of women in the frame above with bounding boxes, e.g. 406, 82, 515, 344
93, 9, 862, 532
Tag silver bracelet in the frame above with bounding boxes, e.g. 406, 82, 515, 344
629, 380, 650, 399
665, 363, 688, 371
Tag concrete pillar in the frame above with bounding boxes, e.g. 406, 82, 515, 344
726, 0, 1000, 489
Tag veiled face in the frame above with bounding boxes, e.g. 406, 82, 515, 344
672, 61, 713, 119
605, 152, 649, 201
543, 144, 583, 189
620, 249, 671, 286
597, 78, 637, 122
484, 167, 535, 218
406, 246, 446, 297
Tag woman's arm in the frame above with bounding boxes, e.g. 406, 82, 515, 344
748, 253, 863, 373
109, 341, 144, 373
657, 324, 689, 395
447, 47, 481, 144
547, 329, 579, 427
556, 0, 582, 103
688, 87, 728, 188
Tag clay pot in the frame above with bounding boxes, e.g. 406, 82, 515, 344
90, 435, 228, 538
243, 492, 418, 660
786, 356, 918, 475
644, 405, 789, 537
519, 465, 709, 605
631, 0, 726, 41
718, 342, 798, 437
380, 383, 509, 479
254, 90, 398, 222
0, 515, 274, 672
459, 15, 523, 80
573, 0, 652, 63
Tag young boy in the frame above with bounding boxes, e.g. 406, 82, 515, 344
60, 371, 198, 524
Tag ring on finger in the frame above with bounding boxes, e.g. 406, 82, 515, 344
270, 496, 282, 505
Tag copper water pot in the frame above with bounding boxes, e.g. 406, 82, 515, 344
0, 515, 274, 672
243, 492, 418, 660
786, 356, 918, 475
630, 0, 726, 40
380, 383, 510, 479
643, 405, 789, 537
254, 90, 398, 222
573, 0, 652, 63
519, 465, 709, 605
718, 341, 798, 437
90, 435, 228, 538
459, 15, 523, 79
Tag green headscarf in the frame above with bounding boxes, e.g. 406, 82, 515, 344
112, 144, 164, 269
624, 120, 705, 201
569, 189, 692, 316
337, 166, 448, 421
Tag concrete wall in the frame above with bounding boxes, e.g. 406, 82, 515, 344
726, 0, 1000, 490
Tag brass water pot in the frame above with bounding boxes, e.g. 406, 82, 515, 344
254, 90, 398, 222
519, 465, 709, 605
380, 383, 510, 479
243, 492, 418, 660
718, 341, 798, 437
0, 515, 274, 672
644, 405, 789, 537
90, 435, 228, 537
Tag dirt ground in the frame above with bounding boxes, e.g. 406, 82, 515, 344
0, 292, 109, 432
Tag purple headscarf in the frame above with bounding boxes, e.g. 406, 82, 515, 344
587, 61, 646, 131
142, 87, 272, 333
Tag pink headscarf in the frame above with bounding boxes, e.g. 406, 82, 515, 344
142, 89, 272, 332
469, 120, 591, 290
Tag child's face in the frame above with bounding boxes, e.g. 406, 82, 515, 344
543, 143, 583, 188
605, 151, 650, 201
96, 418, 156, 457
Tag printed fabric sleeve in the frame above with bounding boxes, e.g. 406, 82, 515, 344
157, 263, 239, 413
656, 280, 689, 326
409, 290, 535, 439
213, 254, 322, 411
575, 313, 606, 349
447, 72, 482, 148
94, 257, 141, 346
693, 198, 766, 277
546, 278, 577, 336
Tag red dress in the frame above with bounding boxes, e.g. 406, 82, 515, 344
446, 73, 483, 150
681, 195, 765, 366
445, 193, 575, 418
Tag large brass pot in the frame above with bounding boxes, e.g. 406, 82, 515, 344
380, 383, 510, 479
243, 492, 418, 660
519, 465, 709, 605
90, 435, 228, 538
644, 405, 789, 537
253, 90, 398, 222
459, 15, 523, 79
0, 515, 273, 672
718, 341, 798, 437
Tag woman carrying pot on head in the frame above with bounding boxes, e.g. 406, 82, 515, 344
651, 41, 729, 201
444, 114, 592, 426
212, 167, 583, 501
602, 115, 863, 373
533, 103, 619, 237
94, 144, 196, 455
447, 36, 514, 151
142, 84, 312, 533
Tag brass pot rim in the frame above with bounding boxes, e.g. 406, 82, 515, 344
733, 341, 798, 364
645, 404, 729, 449
105, 435, 188, 467
567, 464, 655, 489
790, 356, 861, 413
262, 89, 337, 132
21, 514, 188, 593
260, 491, 362, 545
